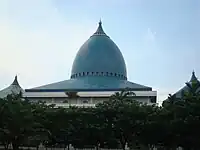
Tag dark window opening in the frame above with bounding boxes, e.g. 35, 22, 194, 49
83, 100, 88, 104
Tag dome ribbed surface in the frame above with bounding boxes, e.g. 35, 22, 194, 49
71, 21, 127, 80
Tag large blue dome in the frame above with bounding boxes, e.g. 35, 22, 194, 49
71, 21, 127, 80
27, 21, 153, 92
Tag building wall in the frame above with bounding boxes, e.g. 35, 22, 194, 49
24, 90, 157, 107
26, 96, 154, 108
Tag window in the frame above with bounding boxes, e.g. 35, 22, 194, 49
83, 100, 88, 104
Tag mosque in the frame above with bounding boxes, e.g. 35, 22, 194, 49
1, 21, 158, 107
171, 71, 199, 99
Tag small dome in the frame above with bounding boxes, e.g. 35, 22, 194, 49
0, 76, 24, 98
189, 70, 198, 82
173, 71, 200, 98
71, 21, 127, 80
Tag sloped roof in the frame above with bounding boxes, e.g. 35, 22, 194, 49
26, 76, 152, 92
174, 71, 200, 98
0, 76, 24, 98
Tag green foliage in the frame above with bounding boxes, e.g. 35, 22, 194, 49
0, 85, 200, 149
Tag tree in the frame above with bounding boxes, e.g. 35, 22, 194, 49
2, 84, 200, 149
29, 101, 51, 149
96, 88, 138, 150
179, 80, 200, 149
161, 80, 200, 149
0, 97, 10, 150
0, 94, 43, 150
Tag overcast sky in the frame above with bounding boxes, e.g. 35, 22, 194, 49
0, 0, 199, 104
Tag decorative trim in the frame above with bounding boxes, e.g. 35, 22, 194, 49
25, 87, 153, 92
70, 71, 127, 80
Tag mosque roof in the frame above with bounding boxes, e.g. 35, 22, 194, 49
0, 76, 24, 98
71, 20, 127, 80
26, 21, 152, 92
26, 76, 152, 92
174, 71, 200, 98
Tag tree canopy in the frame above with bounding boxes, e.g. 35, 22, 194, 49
0, 83, 200, 150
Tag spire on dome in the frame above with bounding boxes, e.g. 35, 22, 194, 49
99, 19, 102, 25
11, 75, 19, 85
93, 20, 108, 37
190, 70, 198, 82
